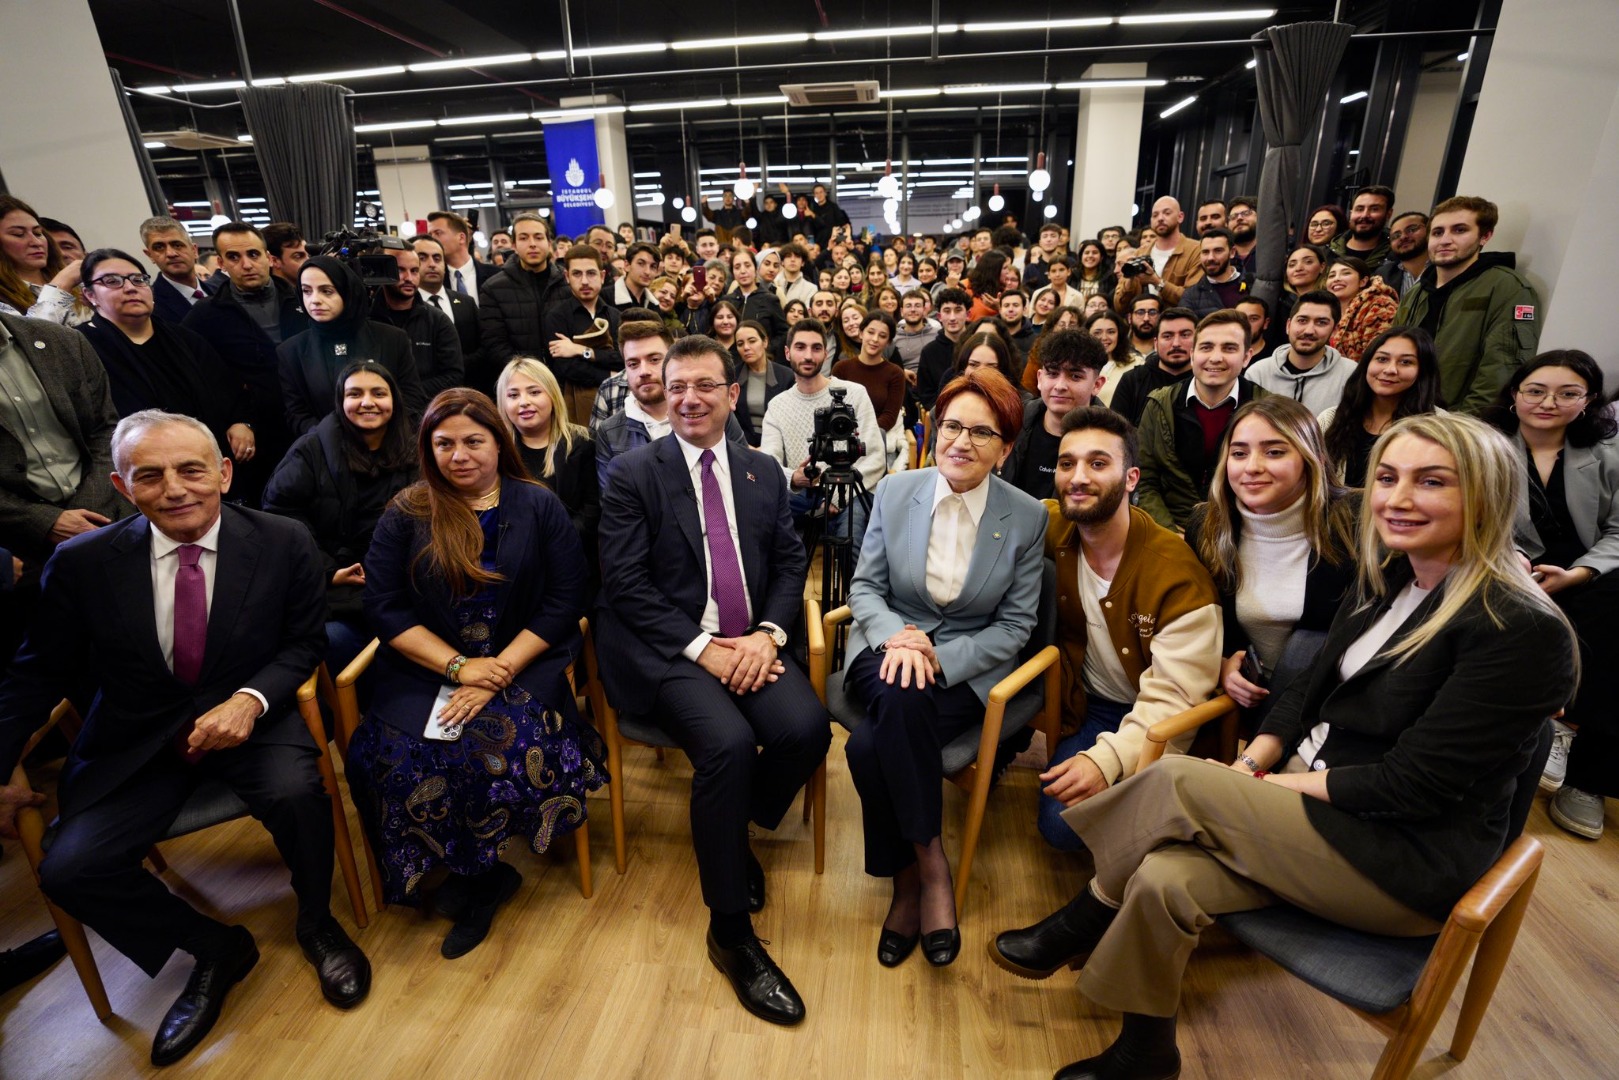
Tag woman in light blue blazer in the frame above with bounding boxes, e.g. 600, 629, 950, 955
844, 369, 1048, 968
1488, 350, 1619, 840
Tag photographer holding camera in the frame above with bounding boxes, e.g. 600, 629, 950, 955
761, 320, 886, 547
1112, 197, 1206, 314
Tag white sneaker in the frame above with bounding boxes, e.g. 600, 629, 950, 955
1540, 719, 1575, 792
1550, 786, 1605, 840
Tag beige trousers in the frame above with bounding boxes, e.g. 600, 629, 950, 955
1060, 755, 1443, 1017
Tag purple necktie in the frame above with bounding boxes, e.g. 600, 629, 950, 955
699, 449, 750, 637
192, 289, 205, 302
173, 544, 207, 685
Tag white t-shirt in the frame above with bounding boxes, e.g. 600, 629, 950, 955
1077, 559, 1139, 706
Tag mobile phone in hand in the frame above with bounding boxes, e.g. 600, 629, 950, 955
693, 265, 708, 291
1240, 648, 1266, 687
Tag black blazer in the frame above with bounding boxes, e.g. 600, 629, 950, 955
181, 278, 310, 452
731, 361, 795, 446
362, 479, 586, 734
0, 506, 327, 816
275, 320, 428, 437
723, 285, 789, 353
1257, 560, 1574, 920
149, 275, 203, 324
596, 435, 806, 714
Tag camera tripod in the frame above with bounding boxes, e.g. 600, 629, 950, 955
802, 467, 872, 622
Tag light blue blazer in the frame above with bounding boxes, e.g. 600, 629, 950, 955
1513, 433, 1619, 577
846, 468, 1048, 702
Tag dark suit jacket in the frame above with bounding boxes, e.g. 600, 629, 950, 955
362, 479, 585, 732
596, 434, 806, 714
0, 313, 127, 559
181, 278, 310, 455
1256, 560, 1575, 920
0, 506, 327, 816
150, 275, 204, 324
423, 290, 486, 391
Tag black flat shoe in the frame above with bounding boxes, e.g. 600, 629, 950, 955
297, 918, 371, 1008
990, 887, 1117, 980
922, 926, 961, 967
442, 863, 522, 959
0, 930, 66, 993
746, 851, 766, 914
151, 926, 258, 1067
877, 928, 919, 967
1055, 1012, 1182, 1079
706, 930, 806, 1026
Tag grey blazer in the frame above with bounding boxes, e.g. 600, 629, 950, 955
846, 467, 1047, 702
0, 312, 126, 559
1513, 433, 1619, 577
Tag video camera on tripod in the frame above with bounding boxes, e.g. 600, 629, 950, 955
317, 225, 408, 288
803, 388, 865, 484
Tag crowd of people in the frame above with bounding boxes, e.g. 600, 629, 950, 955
0, 176, 1606, 1080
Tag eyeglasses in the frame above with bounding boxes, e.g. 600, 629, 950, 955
664, 379, 727, 396
89, 272, 151, 289
937, 419, 1003, 447
1516, 387, 1587, 406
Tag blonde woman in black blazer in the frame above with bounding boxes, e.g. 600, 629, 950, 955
989, 411, 1576, 1080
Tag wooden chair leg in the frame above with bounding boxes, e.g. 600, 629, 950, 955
654, 746, 666, 763
145, 845, 169, 874
1450, 865, 1541, 1060
361, 829, 387, 912
954, 764, 994, 917
801, 783, 811, 823
1371, 931, 1482, 1080
607, 735, 628, 875
812, 760, 826, 875
18, 809, 112, 1021
327, 777, 369, 929
574, 820, 593, 899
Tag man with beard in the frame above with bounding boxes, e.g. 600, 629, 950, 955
1227, 196, 1258, 277
370, 244, 464, 401
1180, 229, 1249, 319
1244, 290, 1350, 416
1135, 310, 1269, 531
1113, 197, 1204, 311
479, 212, 570, 375
1105, 306, 1196, 426
1020, 404, 1221, 851
1126, 293, 1160, 359
412, 235, 485, 391
141, 216, 213, 322
1194, 200, 1227, 236
541, 244, 623, 424
1393, 195, 1539, 414
1377, 211, 1429, 298
1328, 186, 1394, 267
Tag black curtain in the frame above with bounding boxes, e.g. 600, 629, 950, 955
1250, 21, 1353, 306
237, 83, 356, 242
110, 68, 168, 216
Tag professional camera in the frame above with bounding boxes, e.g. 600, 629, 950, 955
318, 225, 407, 287
1119, 256, 1153, 279
803, 388, 864, 483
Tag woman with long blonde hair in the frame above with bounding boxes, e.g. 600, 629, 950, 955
992, 411, 1576, 1080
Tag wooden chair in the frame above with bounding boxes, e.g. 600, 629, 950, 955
1133, 641, 1552, 1080
578, 617, 827, 877
10, 670, 368, 1021
331, 625, 595, 908
807, 558, 1061, 916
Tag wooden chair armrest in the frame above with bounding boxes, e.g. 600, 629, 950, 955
986, 646, 1061, 706
1146, 694, 1236, 746
18, 701, 73, 762
335, 638, 381, 690
296, 670, 325, 746
1450, 836, 1544, 933
805, 598, 827, 701
822, 605, 853, 632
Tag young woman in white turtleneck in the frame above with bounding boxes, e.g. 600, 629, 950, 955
1186, 398, 1358, 713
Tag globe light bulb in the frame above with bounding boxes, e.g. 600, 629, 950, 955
988, 193, 1005, 212
1029, 168, 1051, 192
875, 173, 901, 200
681, 204, 698, 223
1044, 203, 1060, 219
782, 202, 797, 220
593, 187, 615, 209
734, 177, 756, 200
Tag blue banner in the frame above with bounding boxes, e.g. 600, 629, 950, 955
543, 118, 604, 238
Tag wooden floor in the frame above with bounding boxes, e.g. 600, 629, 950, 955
3, 734, 1617, 1079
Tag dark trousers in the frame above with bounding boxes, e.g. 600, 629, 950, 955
653, 658, 830, 914
39, 736, 335, 976
843, 647, 985, 877
1559, 573, 1619, 797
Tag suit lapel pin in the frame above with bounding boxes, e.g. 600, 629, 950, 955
34, 341, 45, 349
746, 472, 756, 482
993, 532, 1002, 539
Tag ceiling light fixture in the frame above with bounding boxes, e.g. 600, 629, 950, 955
626, 98, 729, 112
813, 25, 950, 41
1054, 78, 1168, 90
941, 82, 1054, 95
671, 33, 809, 50
1119, 9, 1276, 25
355, 119, 439, 133
593, 173, 616, 209
436, 112, 533, 126
879, 88, 942, 99
575, 43, 668, 58
1246, 58, 1259, 69
727, 94, 788, 106
1339, 91, 1368, 104
407, 53, 534, 73
961, 18, 1111, 32
734, 162, 756, 200
1159, 96, 1198, 118
287, 65, 406, 83
142, 140, 165, 149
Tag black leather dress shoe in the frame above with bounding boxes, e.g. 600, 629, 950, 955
443, 863, 523, 959
877, 928, 919, 967
746, 852, 766, 914
0, 930, 66, 993
922, 927, 961, 967
297, 919, 371, 1008
990, 888, 1117, 980
706, 931, 806, 1026
1054, 1012, 1181, 1079
151, 926, 258, 1067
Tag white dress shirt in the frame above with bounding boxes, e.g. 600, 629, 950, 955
446, 258, 481, 306
676, 435, 779, 660
925, 471, 989, 607
160, 274, 207, 305
420, 287, 454, 317
149, 515, 268, 715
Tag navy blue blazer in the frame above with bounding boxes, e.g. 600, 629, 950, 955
0, 506, 327, 816
596, 434, 806, 714
362, 478, 586, 734
150, 274, 202, 324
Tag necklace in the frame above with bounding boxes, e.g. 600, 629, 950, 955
466, 482, 501, 511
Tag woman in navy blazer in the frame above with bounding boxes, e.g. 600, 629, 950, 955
1488, 350, 1619, 838
844, 370, 1048, 968
350, 388, 605, 958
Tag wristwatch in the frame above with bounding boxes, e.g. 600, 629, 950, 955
581, 346, 595, 360
746, 623, 788, 648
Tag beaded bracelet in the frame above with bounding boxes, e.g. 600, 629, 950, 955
445, 654, 468, 684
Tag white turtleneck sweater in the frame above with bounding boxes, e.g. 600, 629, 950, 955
1233, 493, 1311, 674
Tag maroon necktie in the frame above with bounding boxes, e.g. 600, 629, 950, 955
192, 289, 205, 302
699, 449, 750, 637
173, 544, 206, 684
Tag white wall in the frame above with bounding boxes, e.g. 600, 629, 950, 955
1457, 0, 1619, 372
371, 145, 440, 236
1393, 67, 1462, 213
0, 0, 158, 252
1070, 63, 1147, 242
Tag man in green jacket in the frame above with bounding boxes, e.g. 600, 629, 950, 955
1393, 195, 1540, 414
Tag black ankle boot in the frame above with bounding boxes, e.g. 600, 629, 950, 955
989, 885, 1118, 979
1055, 1013, 1180, 1080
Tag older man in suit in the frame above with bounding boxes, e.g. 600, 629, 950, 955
0, 410, 369, 1067
596, 335, 829, 1027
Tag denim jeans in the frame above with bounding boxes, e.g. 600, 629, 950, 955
1037, 695, 1132, 851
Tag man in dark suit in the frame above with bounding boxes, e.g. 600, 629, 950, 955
0, 410, 370, 1067
426, 210, 498, 307
413, 234, 486, 391
140, 216, 212, 325
597, 335, 830, 1027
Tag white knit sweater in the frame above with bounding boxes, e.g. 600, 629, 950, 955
1234, 494, 1310, 673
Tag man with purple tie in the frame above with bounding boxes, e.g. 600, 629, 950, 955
596, 335, 830, 1027
0, 410, 369, 1067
